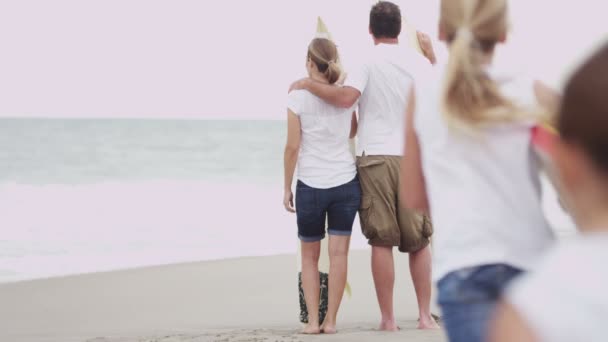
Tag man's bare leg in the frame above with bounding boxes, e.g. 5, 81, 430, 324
321, 235, 351, 334
409, 244, 439, 329
301, 241, 321, 334
372, 245, 399, 331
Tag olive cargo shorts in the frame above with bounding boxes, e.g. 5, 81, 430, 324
357, 155, 433, 253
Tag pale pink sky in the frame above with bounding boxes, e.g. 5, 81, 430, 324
0, 0, 605, 119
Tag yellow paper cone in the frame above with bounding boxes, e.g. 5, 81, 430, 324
316, 17, 332, 39
314, 17, 347, 85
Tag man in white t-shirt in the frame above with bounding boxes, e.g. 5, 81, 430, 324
289, 1, 438, 330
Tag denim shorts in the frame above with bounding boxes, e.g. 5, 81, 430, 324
296, 176, 362, 242
437, 264, 523, 342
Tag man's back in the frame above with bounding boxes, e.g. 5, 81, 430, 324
346, 43, 432, 157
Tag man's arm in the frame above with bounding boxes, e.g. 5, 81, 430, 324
289, 79, 360, 109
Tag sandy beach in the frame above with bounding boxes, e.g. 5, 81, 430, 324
0, 249, 446, 342
0, 172, 573, 342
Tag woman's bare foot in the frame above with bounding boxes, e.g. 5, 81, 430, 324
321, 322, 337, 334
379, 320, 399, 332
301, 323, 321, 335
417, 314, 440, 330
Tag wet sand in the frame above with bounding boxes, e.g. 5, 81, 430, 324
0, 249, 446, 342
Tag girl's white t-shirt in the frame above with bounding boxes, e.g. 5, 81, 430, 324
507, 234, 608, 342
287, 89, 357, 189
414, 66, 556, 281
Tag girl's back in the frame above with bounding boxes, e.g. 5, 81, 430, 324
287, 89, 356, 189
415, 68, 555, 281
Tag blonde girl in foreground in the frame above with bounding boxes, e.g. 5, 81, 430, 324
401, 0, 557, 341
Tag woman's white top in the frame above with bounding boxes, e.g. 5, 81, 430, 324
288, 89, 357, 189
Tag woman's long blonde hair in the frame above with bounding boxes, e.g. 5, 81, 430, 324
308, 38, 342, 85
441, 0, 517, 130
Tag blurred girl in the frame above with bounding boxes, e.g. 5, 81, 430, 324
400, 1, 556, 341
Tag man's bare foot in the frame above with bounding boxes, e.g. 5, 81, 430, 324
418, 315, 440, 330
301, 323, 321, 334
379, 320, 399, 332
321, 322, 337, 334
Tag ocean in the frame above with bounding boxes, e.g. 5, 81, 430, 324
0, 118, 574, 283
0, 118, 370, 283
0, 119, 285, 184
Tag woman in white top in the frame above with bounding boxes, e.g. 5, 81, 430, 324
401, 1, 556, 341
491, 43, 608, 342
283, 38, 360, 335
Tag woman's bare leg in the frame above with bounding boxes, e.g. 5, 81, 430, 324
301, 240, 321, 334
321, 235, 351, 334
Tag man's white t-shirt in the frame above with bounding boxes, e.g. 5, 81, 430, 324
287, 89, 357, 189
414, 65, 555, 281
345, 43, 433, 157
507, 234, 608, 342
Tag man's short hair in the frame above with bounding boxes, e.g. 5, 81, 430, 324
370, 1, 402, 39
